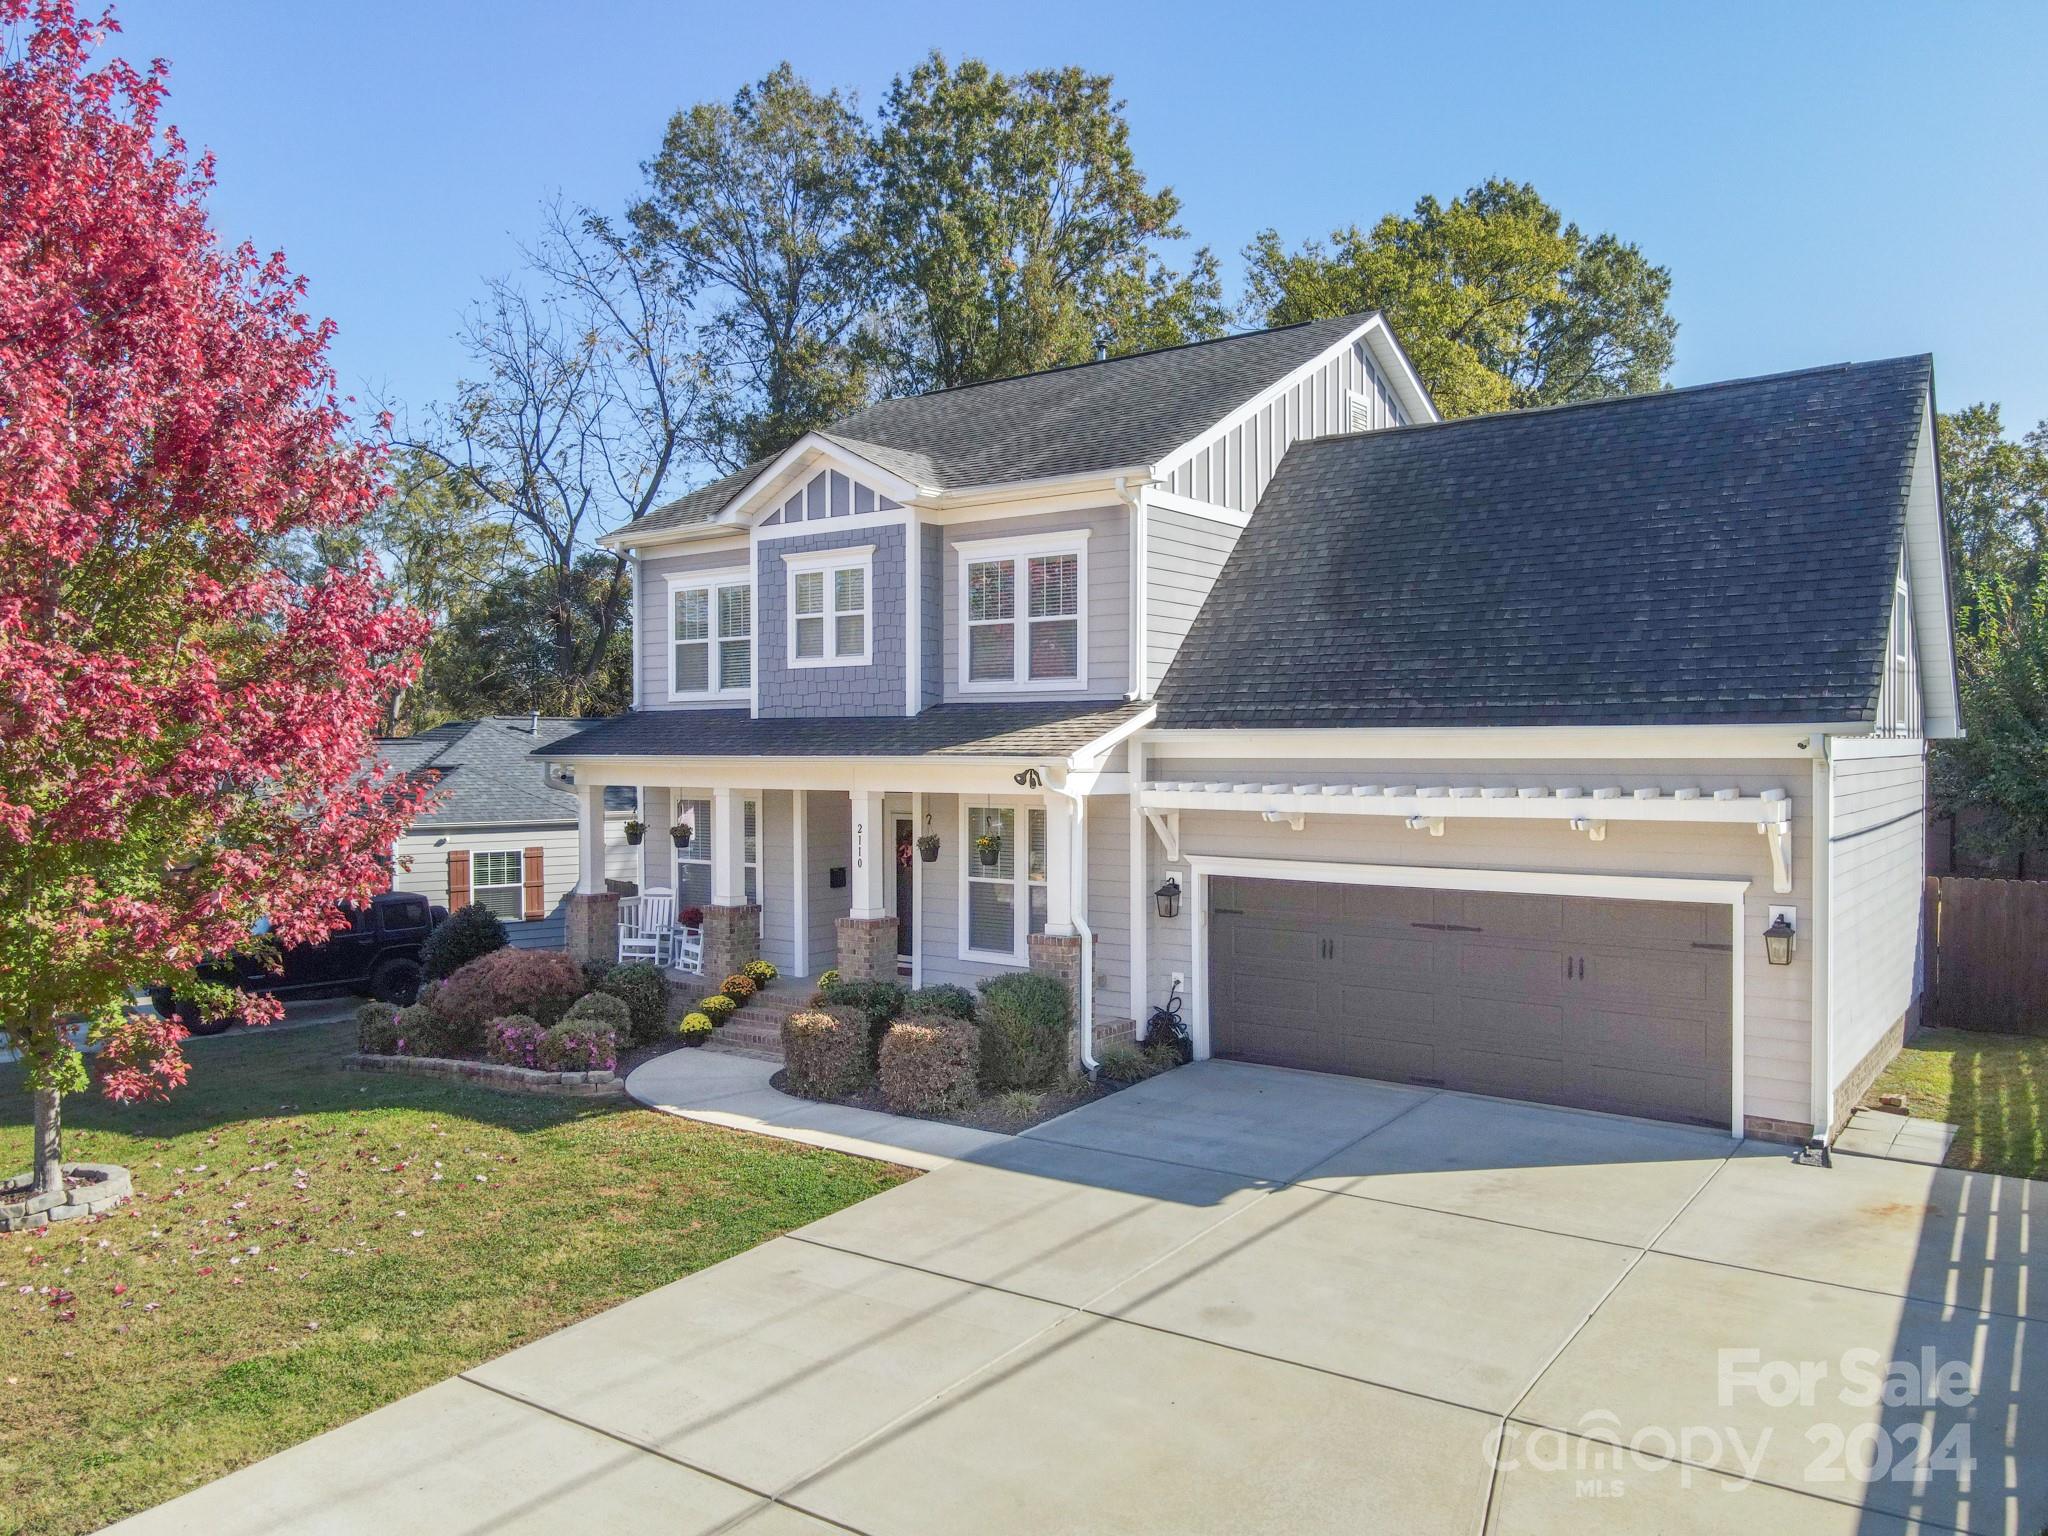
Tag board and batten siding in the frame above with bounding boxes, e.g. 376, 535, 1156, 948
1825, 742, 1927, 1115
1158, 339, 1405, 514
1141, 755, 1818, 1133
637, 545, 751, 712
940, 507, 1129, 702
393, 823, 588, 951
1145, 504, 1245, 695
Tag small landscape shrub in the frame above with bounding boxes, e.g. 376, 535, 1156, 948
976, 972, 1071, 1093
356, 1000, 403, 1054
699, 994, 738, 1025
720, 972, 757, 1001
783, 1007, 871, 1100
742, 959, 777, 987
879, 1013, 980, 1115
580, 957, 617, 991
562, 989, 633, 1035
391, 1002, 441, 1056
434, 947, 585, 1032
596, 961, 671, 1045
420, 902, 509, 981
1094, 1041, 1159, 1086
677, 1012, 714, 1046
817, 979, 907, 1065
484, 1014, 547, 1069
904, 983, 975, 1022
539, 1018, 617, 1073
990, 1088, 1044, 1120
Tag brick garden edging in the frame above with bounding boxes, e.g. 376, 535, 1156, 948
1, 1162, 133, 1232
346, 1054, 627, 1098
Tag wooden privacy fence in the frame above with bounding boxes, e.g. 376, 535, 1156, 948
1923, 876, 2048, 1035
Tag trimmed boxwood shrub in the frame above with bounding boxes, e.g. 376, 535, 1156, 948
597, 961, 671, 1045
433, 947, 584, 1032
392, 1001, 452, 1056
976, 972, 1071, 1092
782, 1007, 870, 1100
420, 902, 509, 981
699, 994, 738, 1025
817, 979, 907, 1065
879, 1013, 979, 1115
356, 1000, 402, 1054
562, 990, 632, 1034
539, 1018, 617, 1072
484, 1014, 546, 1068
904, 983, 975, 1023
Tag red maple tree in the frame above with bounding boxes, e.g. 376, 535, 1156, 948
0, 0, 432, 1197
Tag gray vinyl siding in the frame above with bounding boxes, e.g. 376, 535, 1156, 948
757, 525, 907, 718
759, 789, 797, 972
1145, 505, 1244, 694
806, 790, 851, 968
919, 522, 944, 708
392, 822, 597, 952
635, 787, 671, 892
638, 546, 752, 712
1087, 795, 1132, 1025
1827, 744, 1927, 1108
941, 506, 1129, 702
1874, 549, 1922, 738
1158, 339, 1404, 513
1142, 754, 1817, 1132
913, 792, 1028, 991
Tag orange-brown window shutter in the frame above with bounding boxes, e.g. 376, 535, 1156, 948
447, 849, 470, 910
523, 847, 546, 920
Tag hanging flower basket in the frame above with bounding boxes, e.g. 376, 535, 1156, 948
622, 820, 645, 846
670, 823, 693, 849
916, 833, 941, 863
975, 832, 1002, 867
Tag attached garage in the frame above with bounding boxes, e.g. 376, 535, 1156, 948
1205, 872, 1738, 1130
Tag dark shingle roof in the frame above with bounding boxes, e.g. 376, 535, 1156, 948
532, 701, 1149, 761
626, 316, 1379, 537
380, 718, 636, 827
1154, 356, 1934, 730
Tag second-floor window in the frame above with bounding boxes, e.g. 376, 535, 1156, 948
786, 544, 873, 667
670, 577, 751, 699
960, 532, 1088, 690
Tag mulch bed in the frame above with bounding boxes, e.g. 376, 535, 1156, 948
768, 1070, 1113, 1133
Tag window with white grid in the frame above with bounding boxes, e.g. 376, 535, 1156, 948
961, 804, 1050, 961
786, 545, 872, 667
668, 576, 751, 698
958, 535, 1086, 690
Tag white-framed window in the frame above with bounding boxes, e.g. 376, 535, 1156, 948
785, 544, 872, 667
957, 532, 1087, 691
472, 849, 525, 922
668, 575, 751, 699
673, 797, 760, 912
959, 802, 1049, 962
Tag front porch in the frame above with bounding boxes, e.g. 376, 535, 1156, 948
563, 767, 1133, 1050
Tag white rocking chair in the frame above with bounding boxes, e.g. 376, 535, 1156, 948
670, 924, 704, 976
617, 888, 675, 967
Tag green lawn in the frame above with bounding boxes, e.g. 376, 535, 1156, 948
0, 1018, 911, 1536
1868, 1028, 2048, 1181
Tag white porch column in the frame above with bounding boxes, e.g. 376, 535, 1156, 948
1042, 793, 1076, 936
849, 789, 888, 919
575, 780, 607, 896
710, 786, 745, 907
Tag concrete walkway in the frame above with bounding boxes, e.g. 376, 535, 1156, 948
625, 1046, 1008, 1171
103, 1061, 2047, 1535
1834, 1104, 1961, 1165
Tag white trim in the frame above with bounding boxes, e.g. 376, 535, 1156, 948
754, 506, 912, 545
722, 435, 927, 526
1140, 782, 1793, 829
785, 544, 874, 669
1142, 724, 1840, 761
905, 508, 922, 714
663, 571, 753, 702
1181, 852, 1750, 1139
1808, 754, 1832, 1140
1071, 704, 1157, 768
957, 533, 1090, 694
1129, 736, 1149, 1038
1145, 487, 1251, 530
628, 551, 642, 710
909, 790, 924, 988
791, 789, 809, 976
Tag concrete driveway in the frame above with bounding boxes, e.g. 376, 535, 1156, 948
108, 1061, 2045, 1535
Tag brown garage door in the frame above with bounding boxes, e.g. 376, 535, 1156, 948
1209, 877, 1733, 1127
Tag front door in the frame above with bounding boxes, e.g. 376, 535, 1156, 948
894, 818, 914, 960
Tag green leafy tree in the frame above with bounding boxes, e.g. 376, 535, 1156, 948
419, 553, 633, 721
1241, 179, 1677, 417
1937, 404, 2048, 639
633, 63, 876, 469
871, 54, 1226, 391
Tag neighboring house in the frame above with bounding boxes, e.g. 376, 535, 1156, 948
537, 314, 1955, 1147
382, 716, 637, 950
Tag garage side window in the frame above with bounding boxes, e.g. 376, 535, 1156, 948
471, 850, 524, 921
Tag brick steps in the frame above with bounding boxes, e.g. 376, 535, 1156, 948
693, 979, 821, 1066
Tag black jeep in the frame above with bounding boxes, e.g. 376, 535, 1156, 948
150, 891, 443, 1035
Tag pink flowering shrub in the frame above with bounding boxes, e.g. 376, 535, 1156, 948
538, 1019, 617, 1073
484, 1014, 547, 1069
432, 947, 584, 1033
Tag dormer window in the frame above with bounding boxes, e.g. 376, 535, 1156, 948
959, 532, 1088, 690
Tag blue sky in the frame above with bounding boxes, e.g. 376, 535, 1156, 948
110, 0, 2048, 464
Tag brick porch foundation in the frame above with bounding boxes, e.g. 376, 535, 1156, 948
835, 916, 898, 981
565, 891, 620, 966
1027, 932, 1085, 1069
701, 903, 760, 984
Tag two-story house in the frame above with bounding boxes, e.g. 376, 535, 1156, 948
538, 314, 1956, 1150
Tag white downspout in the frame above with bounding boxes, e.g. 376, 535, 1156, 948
627, 548, 643, 711
1040, 769, 1096, 1072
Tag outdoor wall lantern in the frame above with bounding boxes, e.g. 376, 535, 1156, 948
1154, 877, 1182, 920
1763, 912, 1797, 966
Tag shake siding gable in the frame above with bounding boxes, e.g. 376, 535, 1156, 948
757, 526, 907, 718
